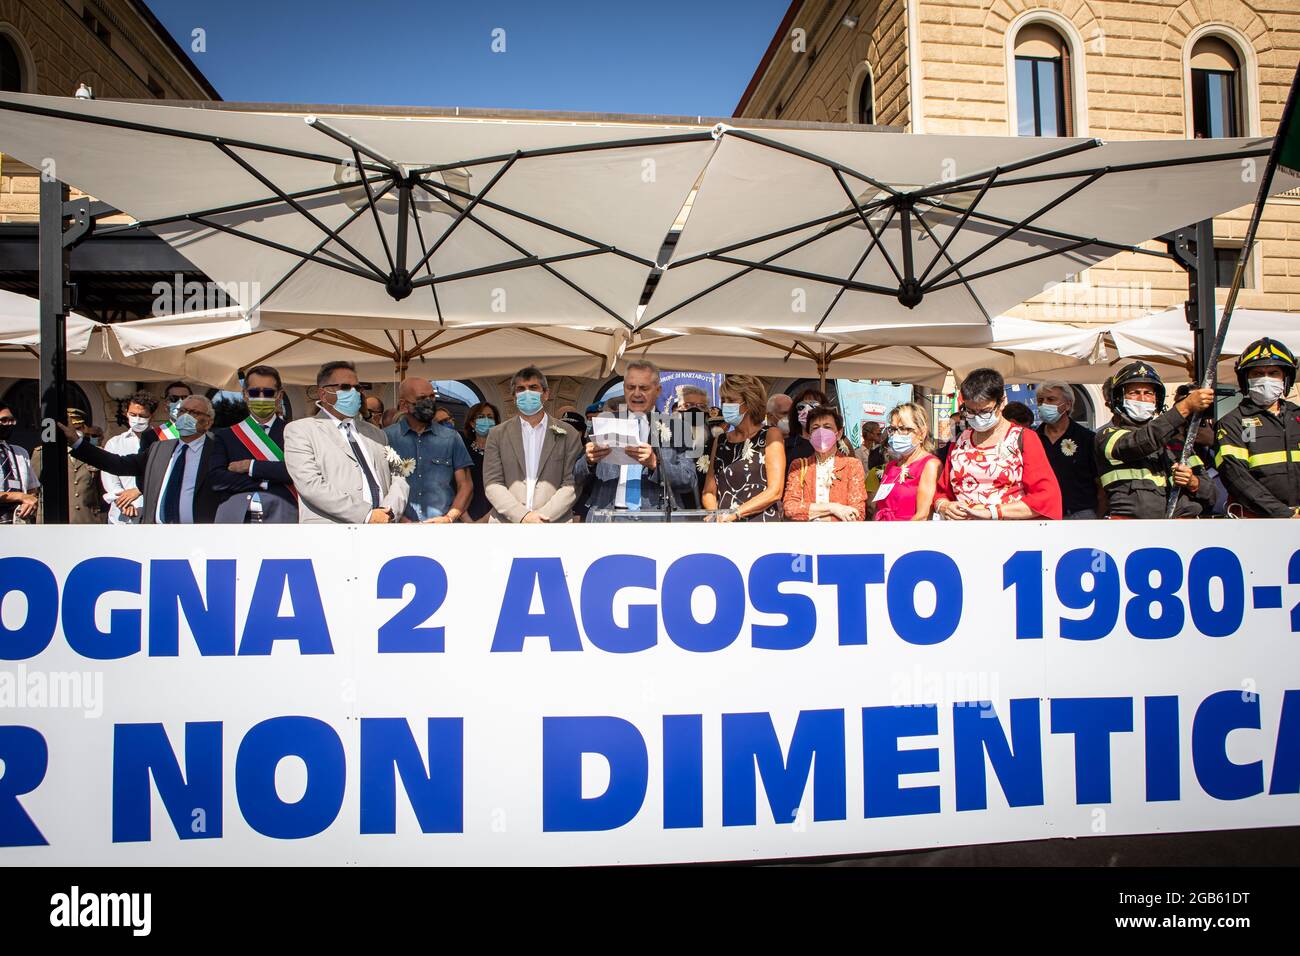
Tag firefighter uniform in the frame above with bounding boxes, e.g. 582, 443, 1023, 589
1215, 337, 1300, 517
1095, 363, 1216, 519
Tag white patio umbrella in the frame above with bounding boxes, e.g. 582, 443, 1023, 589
0, 289, 185, 381
107, 307, 622, 388
618, 317, 1107, 390
642, 127, 1300, 333
0, 92, 716, 330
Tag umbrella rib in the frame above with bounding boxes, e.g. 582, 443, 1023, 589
409, 153, 519, 276
911, 205, 992, 324
669, 202, 885, 268
190, 215, 380, 282
832, 169, 903, 284
410, 329, 447, 354
352, 148, 396, 273
0, 97, 392, 173
418, 326, 500, 355
813, 205, 899, 333
252, 179, 396, 310
924, 169, 1106, 289
927, 236, 1097, 292
721, 127, 902, 197
412, 180, 632, 329
520, 326, 604, 359
93, 174, 392, 237
214, 142, 388, 280
941, 146, 1272, 193
708, 254, 898, 296
406, 198, 447, 325
637, 216, 866, 331
414, 178, 655, 268
922, 197, 1174, 262
916, 172, 997, 286
410, 248, 607, 286
408, 129, 715, 175
910, 139, 1103, 200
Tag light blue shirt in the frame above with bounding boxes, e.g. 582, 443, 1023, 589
384, 419, 471, 520
155, 435, 207, 525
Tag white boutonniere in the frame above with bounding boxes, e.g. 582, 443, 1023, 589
1060, 438, 1078, 457
741, 439, 755, 464
384, 446, 415, 479
550, 424, 566, 437
657, 419, 673, 443
696, 455, 710, 474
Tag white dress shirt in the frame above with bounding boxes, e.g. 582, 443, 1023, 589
336, 417, 381, 505
154, 434, 208, 524
520, 413, 549, 510
101, 429, 141, 524
1, 441, 38, 493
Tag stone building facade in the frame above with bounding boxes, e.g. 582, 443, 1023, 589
735, 0, 1300, 323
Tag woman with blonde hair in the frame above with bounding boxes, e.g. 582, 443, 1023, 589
873, 402, 941, 521
703, 374, 786, 521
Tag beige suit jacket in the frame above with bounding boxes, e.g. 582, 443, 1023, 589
284, 410, 409, 524
483, 416, 582, 523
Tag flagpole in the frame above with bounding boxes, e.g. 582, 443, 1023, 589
1166, 63, 1300, 517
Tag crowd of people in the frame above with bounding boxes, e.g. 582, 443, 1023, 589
1, 336, 1297, 526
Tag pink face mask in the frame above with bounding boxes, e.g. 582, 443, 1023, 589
810, 427, 837, 453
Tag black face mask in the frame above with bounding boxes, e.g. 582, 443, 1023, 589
0, 424, 13, 441
410, 398, 438, 424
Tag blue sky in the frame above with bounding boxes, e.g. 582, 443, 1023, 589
148, 0, 790, 116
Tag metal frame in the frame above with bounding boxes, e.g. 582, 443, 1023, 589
0, 97, 717, 330
639, 129, 1270, 331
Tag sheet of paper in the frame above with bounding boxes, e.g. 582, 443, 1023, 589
872, 481, 895, 503
591, 416, 641, 467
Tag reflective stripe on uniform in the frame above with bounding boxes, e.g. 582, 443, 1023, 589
1244, 449, 1300, 468
1103, 429, 1130, 464
1100, 467, 1167, 487
1216, 444, 1249, 466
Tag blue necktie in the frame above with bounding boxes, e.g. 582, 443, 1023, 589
625, 465, 641, 512
161, 443, 188, 524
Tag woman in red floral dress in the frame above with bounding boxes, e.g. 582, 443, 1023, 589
935, 368, 1062, 521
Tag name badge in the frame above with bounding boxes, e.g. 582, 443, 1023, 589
872, 482, 895, 503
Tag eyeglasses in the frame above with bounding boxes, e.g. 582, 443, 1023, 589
245, 387, 277, 399
0, 417, 17, 425
885, 425, 918, 436
165, 393, 189, 402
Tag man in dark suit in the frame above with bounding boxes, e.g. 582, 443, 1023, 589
208, 365, 298, 523
59, 395, 221, 524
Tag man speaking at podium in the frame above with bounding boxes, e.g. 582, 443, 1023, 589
576, 359, 698, 514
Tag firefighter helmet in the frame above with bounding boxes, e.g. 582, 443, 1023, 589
1104, 361, 1166, 413
1234, 337, 1297, 394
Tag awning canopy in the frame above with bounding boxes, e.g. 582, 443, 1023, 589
0, 93, 717, 330
641, 127, 1299, 332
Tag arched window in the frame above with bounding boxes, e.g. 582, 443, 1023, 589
1014, 24, 1072, 136
1190, 36, 1241, 138
0, 33, 24, 93
856, 69, 874, 124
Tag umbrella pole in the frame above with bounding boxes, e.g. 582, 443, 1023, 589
818, 347, 828, 394
38, 177, 70, 524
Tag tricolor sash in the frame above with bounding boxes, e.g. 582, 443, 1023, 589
231, 415, 284, 462
153, 421, 180, 440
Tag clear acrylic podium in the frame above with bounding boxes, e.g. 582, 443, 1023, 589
586, 507, 737, 524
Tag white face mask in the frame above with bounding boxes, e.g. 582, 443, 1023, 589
127, 415, 150, 434
1248, 376, 1285, 406
1123, 399, 1156, 422
968, 409, 1000, 432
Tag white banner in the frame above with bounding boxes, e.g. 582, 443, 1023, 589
1, 523, 1297, 865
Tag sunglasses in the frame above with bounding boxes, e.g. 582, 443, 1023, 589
245, 387, 278, 399
320, 384, 357, 394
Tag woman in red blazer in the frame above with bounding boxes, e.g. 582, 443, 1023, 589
782, 405, 867, 521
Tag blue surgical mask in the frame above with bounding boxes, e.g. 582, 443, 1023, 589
515, 390, 543, 416
888, 432, 915, 456
722, 402, 743, 426
475, 416, 495, 436
969, 409, 1000, 432
167, 399, 183, 420
332, 387, 362, 417
1037, 403, 1062, 424
175, 413, 198, 437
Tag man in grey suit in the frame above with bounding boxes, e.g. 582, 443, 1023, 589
59, 395, 221, 524
575, 359, 698, 514
483, 365, 582, 523
284, 360, 408, 524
